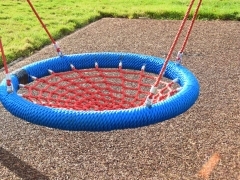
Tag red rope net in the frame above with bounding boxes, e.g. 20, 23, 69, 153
18, 65, 180, 111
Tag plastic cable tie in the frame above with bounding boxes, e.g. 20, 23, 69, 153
19, 84, 25, 88
30, 76, 37, 80
70, 64, 75, 69
54, 43, 63, 56
7, 85, 13, 93
176, 51, 183, 64
141, 64, 146, 71
58, 51, 63, 56
53, 43, 58, 49
57, 51, 63, 56
173, 78, 179, 83
150, 86, 158, 94
177, 87, 182, 91
145, 97, 152, 107
119, 61, 122, 67
48, 69, 54, 74
6, 73, 11, 79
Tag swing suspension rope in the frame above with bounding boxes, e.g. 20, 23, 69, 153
0, 39, 13, 93
1, 0, 201, 112
27, 0, 63, 56
145, 0, 202, 106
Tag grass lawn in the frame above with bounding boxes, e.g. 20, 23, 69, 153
0, 0, 239, 66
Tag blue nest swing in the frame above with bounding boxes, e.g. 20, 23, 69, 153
0, 0, 201, 131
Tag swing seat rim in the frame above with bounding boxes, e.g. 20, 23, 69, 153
0, 52, 200, 131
